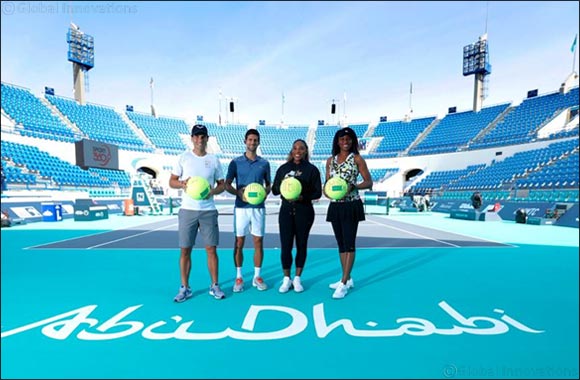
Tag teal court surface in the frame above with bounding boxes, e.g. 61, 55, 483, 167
1, 207, 578, 379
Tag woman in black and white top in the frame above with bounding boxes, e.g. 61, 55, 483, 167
324, 127, 373, 299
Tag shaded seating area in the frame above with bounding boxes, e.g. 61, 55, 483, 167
46, 95, 154, 153
370, 117, 435, 158
126, 111, 189, 154
409, 103, 509, 156
1, 140, 131, 191
1, 82, 78, 143
471, 87, 579, 149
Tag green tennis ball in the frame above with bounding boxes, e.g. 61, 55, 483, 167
280, 177, 302, 201
244, 183, 266, 205
186, 176, 211, 200
325, 176, 348, 200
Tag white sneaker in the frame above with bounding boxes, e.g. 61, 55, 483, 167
278, 276, 293, 293
252, 276, 268, 291
293, 276, 304, 293
232, 277, 244, 293
329, 278, 354, 290
332, 283, 349, 299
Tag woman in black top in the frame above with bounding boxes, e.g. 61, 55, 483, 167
272, 139, 322, 293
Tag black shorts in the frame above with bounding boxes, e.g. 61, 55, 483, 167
326, 198, 365, 223
326, 199, 365, 252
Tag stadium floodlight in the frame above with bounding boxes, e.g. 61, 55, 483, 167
463, 34, 492, 112
67, 24, 94, 104
67, 27, 94, 69
462, 35, 491, 76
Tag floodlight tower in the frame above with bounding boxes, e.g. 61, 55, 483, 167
67, 23, 94, 105
462, 34, 491, 112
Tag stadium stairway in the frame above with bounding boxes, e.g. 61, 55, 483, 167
467, 105, 514, 149
403, 118, 440, 155
39, 97, 85, 138
118, 111, 158, 152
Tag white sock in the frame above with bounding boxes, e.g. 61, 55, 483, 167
236, 267, 242, 278
254, 267, 261, 278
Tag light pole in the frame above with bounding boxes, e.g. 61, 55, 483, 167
218, 88, 222, 125
281, 91, 285, 125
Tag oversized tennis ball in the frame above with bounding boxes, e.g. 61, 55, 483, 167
244, 183, 266, 205
325, 176, 348, 200
186, 176, 211, 200
280, 177, 302, 201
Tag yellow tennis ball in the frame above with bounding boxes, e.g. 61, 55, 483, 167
325, 176, 348, 200
186, 176, 210, 200
280, 177, 302, 201
244, 183, 266, 205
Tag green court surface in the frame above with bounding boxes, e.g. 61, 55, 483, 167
1, 211, 578, 379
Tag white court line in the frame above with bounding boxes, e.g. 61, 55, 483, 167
28, 245, 518, 251
369, 215, 517, 247
25, 216, 515, 251
365, 218, 461, 247
24, 220, 180, 250
86, 223, 178, 249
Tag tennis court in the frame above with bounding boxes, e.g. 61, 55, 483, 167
1, 206, 578, 379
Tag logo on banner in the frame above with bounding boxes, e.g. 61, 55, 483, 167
92, 144, 111, 166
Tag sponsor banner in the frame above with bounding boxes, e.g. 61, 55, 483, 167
431, 199, 578, 228
450, 209, 480, 221
3, 200, 124, 222
497, 202, 552, 219
431, 200, 492, 213
10, 206, 44, 219
554, 203, 579, 228
74, 205, 109, 221
61, 204, 74, 215
106, 203, 122, 211
75, 139, 119, 170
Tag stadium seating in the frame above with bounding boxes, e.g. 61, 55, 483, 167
1, 83, 78, 143
46, 95, 154, 153
1, 81, 577, 206
409, 103, 509, 156
471, 88, 579, 149
126, 111, 190, 154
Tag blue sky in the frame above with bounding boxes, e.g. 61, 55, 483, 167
1, 1, 579, 125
